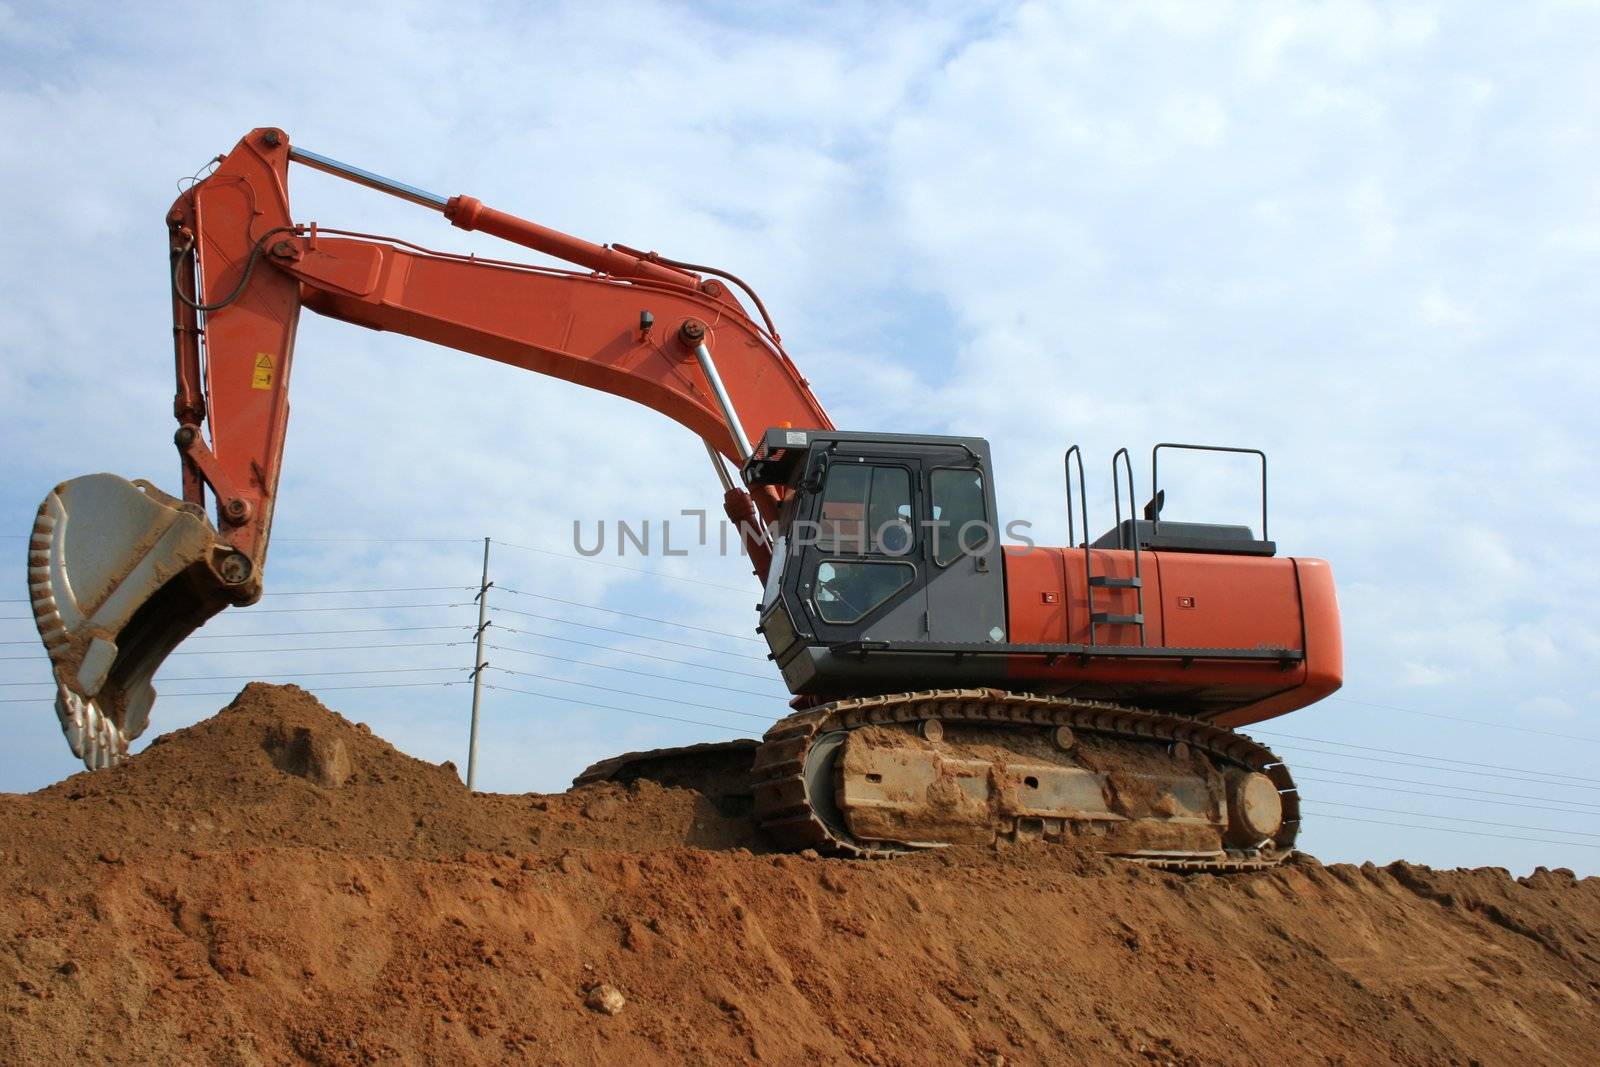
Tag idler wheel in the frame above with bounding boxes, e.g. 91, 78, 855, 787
1225, 771, 1283, 846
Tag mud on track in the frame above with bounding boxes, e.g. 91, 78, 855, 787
2, 684, 1595, 1065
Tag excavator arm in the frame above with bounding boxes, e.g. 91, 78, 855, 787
31, 127, 832, 768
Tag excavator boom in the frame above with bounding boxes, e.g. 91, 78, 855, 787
32, 127, 831, 767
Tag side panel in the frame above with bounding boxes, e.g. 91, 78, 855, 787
1002, 546, 1067, 642
1008, 546, 1304, 653
1156, 553, 1301, 651
1005, 546, 1163, 646
1002, 543, 1333, 720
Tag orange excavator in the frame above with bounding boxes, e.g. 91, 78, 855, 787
28, 129, 1341, 871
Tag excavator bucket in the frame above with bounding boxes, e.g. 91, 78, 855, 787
28, 474, 248, 769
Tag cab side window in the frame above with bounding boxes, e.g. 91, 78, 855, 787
930, 468, 990, 566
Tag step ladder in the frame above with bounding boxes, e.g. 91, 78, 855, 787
1064, 445, 1147, 647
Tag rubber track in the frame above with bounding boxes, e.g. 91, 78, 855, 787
749, 688, 1300, 874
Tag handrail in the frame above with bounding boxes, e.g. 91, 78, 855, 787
1064, 446, 1095, 646
1111, 447, 1136, 557
1150, 443, 1268, 542
1063, 446, 1089, 548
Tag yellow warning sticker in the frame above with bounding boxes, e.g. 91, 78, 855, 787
251, 353, 274, 390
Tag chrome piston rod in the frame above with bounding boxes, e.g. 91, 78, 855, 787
288, 145, 449, 211
693, 342, 755, 464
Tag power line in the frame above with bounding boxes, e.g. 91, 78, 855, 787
493, 605, 765, 660
491, 538, 751, 594
187, 624, 470, 641
1268, 743, 1600, 792
475, 645, 783, 699
0, 624, 475, 648
484, 682, 747, 734
497, 586, 763, 644
166, 640, 462, 657
0, 640, 459, 662
273, 536, 480, 543
1302, 799, 1600, 839
1286, 762, 1600, 810
1304, 810, 1600, 851
0, 680, 458, 705
259, 585, 474, 597
486, 666, 771, 723
1253, 731, 1600, 788
0, 666, 463, 689
0, 535, 474, 543
220, 601, 470, 615
490, 634, 773, 681
1, 598, 473, 614
1294, 774, 1600, 816
1329, 696, 1600, 745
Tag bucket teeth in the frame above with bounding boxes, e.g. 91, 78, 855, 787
28, 474, 241, 770
54, 688, 127, 769
58, 688, 88, 755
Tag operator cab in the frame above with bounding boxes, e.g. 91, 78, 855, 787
743, 428, 1009, 696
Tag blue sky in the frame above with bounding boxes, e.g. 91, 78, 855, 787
2, 0, 1597, 874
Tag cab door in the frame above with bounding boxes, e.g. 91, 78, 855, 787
923, 461, 1008, 643
790, 454, 927, 643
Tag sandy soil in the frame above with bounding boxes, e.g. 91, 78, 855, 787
2, 684, 1595, 1065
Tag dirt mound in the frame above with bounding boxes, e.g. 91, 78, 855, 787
8, 683, 752, 871
2, 684, 1596, 1065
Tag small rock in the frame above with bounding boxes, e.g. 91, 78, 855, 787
585, 983, 625, 1015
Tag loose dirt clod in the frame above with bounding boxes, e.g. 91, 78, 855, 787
264, 721, 351, 788
585, 983, 626, 1015
0, 683, 1595, 1066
